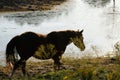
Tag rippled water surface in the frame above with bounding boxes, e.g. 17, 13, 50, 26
0, 0, 120, 66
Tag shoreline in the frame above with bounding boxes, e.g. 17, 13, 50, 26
0, 0, 67, 13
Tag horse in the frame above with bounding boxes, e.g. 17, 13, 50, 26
6, 29, 85, 78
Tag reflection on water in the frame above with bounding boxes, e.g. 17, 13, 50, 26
1, 0, 72, 25
4, 10, 67, 25
82, 0, 110, 7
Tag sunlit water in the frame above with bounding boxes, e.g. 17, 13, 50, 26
0, 0, 120, 66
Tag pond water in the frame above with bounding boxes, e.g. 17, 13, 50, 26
0, 0, 120, 66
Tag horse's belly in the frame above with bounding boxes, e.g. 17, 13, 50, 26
33, 44, 57, 59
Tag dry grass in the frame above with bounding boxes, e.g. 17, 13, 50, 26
0, 56, 120, 80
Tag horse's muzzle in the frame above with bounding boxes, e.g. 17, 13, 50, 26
80, 46, 85, 51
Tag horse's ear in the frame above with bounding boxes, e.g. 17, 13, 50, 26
80, 29, 84, 33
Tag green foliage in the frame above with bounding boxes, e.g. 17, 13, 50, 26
106, 71, 120, 80
2, 56, 120, 80
78, 68, 94, 80
30, 69, 94, 80
29, 57, 120, 80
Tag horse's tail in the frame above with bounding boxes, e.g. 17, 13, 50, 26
6, 36, 19, 67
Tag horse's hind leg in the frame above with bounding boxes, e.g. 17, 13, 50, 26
9, 59, 22, 78
9, 59, 25, 78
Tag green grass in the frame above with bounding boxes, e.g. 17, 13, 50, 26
29, 57, 120, 80
1, 56, 120, 80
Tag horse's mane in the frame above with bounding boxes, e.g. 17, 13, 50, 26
20, 30, 76, 37
19, 30, 79, 41
45, 30, 78, 44
47, 30, 76, 36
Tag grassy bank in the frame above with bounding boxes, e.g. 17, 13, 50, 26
0, 0, 67, 12
0, 56, 120, 80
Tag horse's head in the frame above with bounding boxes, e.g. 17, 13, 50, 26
71, 30, 85, 51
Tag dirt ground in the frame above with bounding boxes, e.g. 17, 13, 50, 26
0, 59, 74, 79
0, 57, 120, 80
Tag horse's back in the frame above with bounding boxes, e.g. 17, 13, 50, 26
20, 32, 39, 39
16, 32, 43, 58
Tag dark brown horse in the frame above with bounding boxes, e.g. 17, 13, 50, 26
6, 30, 85, 78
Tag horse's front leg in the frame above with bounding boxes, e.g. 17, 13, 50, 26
52, 55, 63, 71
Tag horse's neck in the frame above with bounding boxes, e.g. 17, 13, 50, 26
62, 32, 73, 45
39, 35, 46, 43
65, 32, 76, 45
